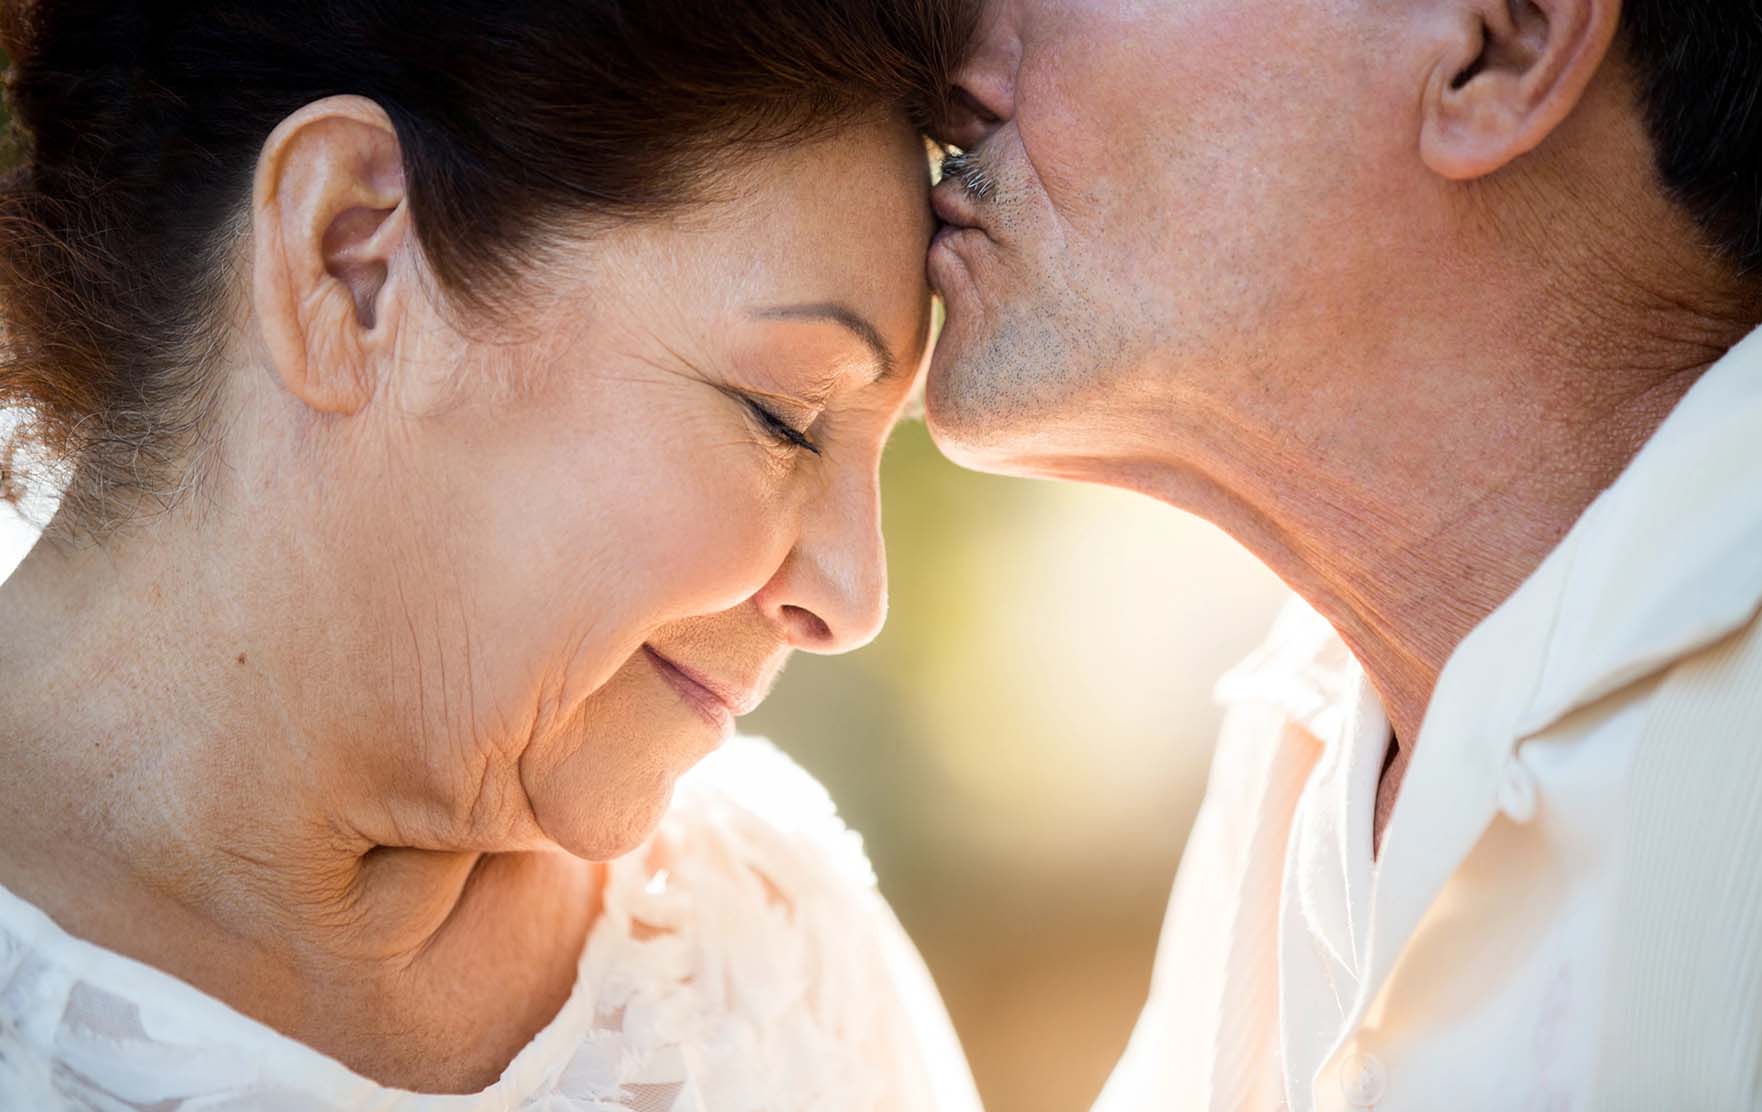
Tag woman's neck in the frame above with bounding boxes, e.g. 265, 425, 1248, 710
0, 527, 599, 1092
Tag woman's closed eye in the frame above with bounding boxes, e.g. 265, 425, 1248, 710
741, 395, 822, 456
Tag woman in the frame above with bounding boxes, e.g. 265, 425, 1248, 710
0, 2, 980, 1108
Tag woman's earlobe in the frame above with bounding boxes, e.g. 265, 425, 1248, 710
250, 96, 410, 416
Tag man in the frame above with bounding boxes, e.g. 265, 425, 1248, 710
924, 1, 1762, 1109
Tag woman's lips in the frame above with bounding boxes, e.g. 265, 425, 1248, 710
642, 645, 754, 729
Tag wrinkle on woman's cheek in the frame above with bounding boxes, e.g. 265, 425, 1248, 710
384, 556, 439, 786
442, 558, 492, 740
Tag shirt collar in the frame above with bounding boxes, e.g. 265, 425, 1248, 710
1226, 323, 1762, 747
1318, 321, 1762, 1078
1516, 323, 1762, 736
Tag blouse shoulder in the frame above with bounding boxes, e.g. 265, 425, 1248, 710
564, 735, 981, 1112
646, 733, 881, 895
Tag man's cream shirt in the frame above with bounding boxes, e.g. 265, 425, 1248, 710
1098, 325, 1762, 1112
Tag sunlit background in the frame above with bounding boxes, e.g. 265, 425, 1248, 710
746, 430, 1288, 1111
0, 69, 1292, 1112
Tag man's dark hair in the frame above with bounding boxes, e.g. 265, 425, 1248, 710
1620, 4, 1762, 279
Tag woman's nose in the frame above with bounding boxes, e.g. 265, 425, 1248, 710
753, 481, 887, 654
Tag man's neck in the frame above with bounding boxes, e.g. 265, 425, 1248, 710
1253, 353, 1709, 746
1103, 263, 1755, 762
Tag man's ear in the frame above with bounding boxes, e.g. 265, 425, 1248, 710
252, 95, 411, 415
1419, 0, 1621, 181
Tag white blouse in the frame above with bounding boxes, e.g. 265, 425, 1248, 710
0, 737, 982, 1112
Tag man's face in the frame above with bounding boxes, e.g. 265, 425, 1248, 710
926, 0, 1418, 474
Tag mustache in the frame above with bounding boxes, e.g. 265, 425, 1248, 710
940, 150, 999, 202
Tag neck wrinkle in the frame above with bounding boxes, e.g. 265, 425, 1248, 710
1105, 301, 1741, 751
0, 520, 523, 1019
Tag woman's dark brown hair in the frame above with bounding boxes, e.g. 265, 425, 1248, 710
0, 0, 974, 530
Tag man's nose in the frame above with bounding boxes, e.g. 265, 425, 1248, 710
942, 3, 1020, 149
751, 482, 888, 655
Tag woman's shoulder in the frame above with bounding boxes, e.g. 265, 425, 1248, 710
587, 736, 895, 1024
567, 736, 979, 1112
645, 735, 879, 897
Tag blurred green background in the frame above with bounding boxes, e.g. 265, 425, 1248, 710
0, 59, 1291, 1112
744, 427, 1285, 1110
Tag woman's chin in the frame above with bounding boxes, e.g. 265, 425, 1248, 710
511, 646, 736, 858
530, 768, 680, 861
524, 717, 724, 861
562, 796, 678, 862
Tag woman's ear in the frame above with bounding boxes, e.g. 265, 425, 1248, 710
251, 95, 412, 415
1419, 0, 1621, 181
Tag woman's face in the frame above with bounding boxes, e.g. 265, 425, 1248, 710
265, 117, 936, 860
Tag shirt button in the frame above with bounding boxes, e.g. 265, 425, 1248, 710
1339, 1050, 1388, 1108
1498, 755, 1538, 823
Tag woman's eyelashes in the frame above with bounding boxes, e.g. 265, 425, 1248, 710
741, 395, 821, 456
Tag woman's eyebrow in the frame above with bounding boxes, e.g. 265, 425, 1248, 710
749, 301, 897, 382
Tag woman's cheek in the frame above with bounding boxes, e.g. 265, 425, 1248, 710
616, 437, 803, 619
448, 402, 794, 741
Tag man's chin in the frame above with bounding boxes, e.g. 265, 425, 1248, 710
923, 334, 996, 466
924, 345, 1047, 476
925, 303, 1118, 480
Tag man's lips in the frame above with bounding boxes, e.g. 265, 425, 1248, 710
931, 178, 985, 232
642, 644, 763, 727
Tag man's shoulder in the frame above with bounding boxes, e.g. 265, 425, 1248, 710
1587, 605, 1762, 1104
